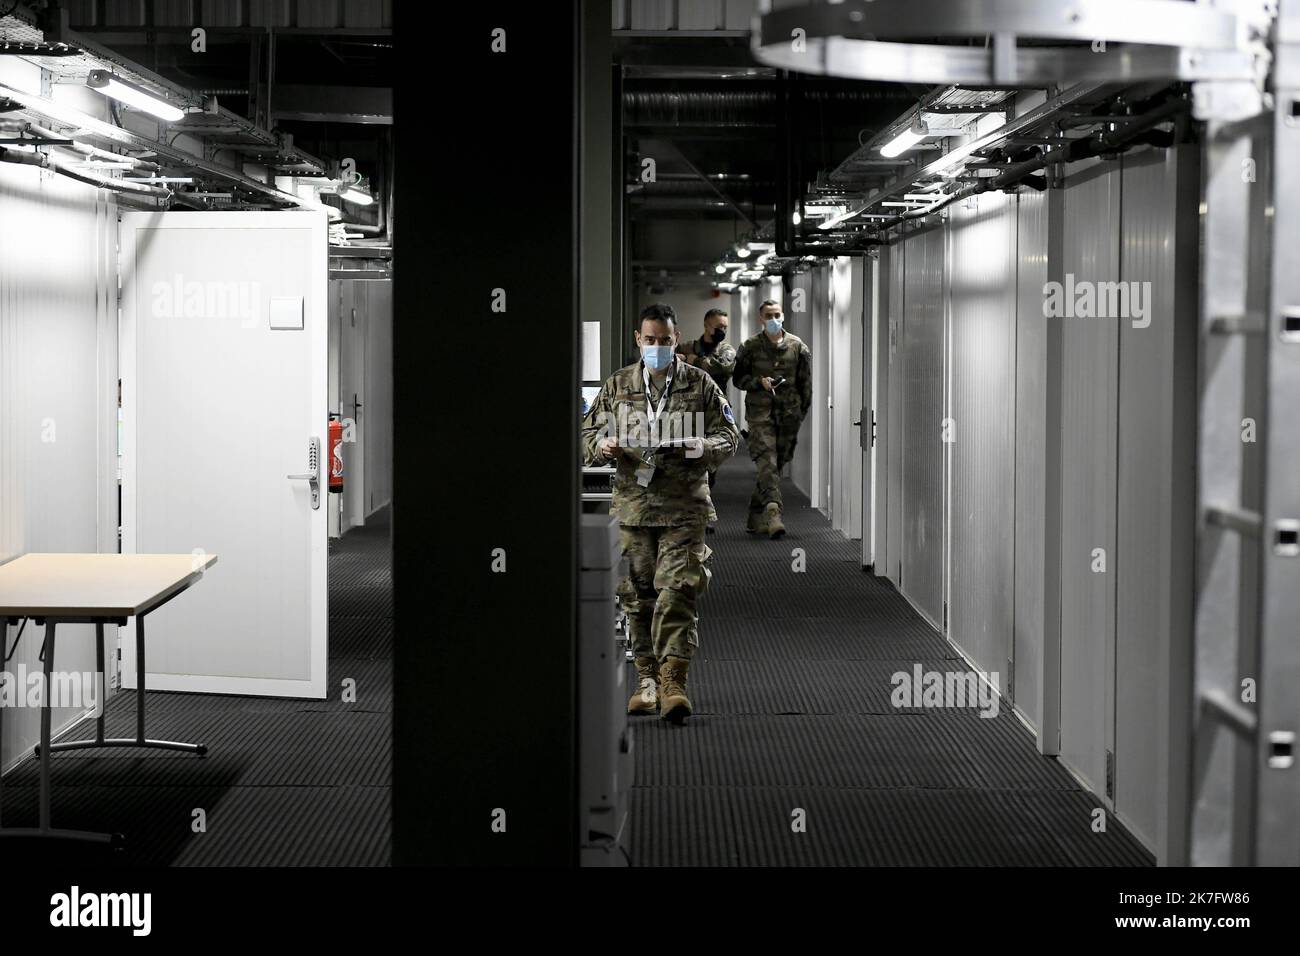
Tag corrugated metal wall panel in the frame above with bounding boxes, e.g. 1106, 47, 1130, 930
725, 0, 757, 30
251, 0, 293, 27
827, 257, 864, 539
900, 226, 945, 627
810, 264, 831, 510
342, 0, 390, 29
299, 0, 344, 28
154, 0, 196, 26
871, 248, 890, 572
64, 0, 98, 24
1013, 189, 1049, 730
789, 272, 814, 496
106, 0, 145, 24
202, 0, 243, 26
1115, 144, 1197, 854
726, 290, 746, 432
0, 159, 117, 772
948, 192, 1018, 678
1058, 161, 1121, 798
364, 280, 393, 516
885, 241, 905, 584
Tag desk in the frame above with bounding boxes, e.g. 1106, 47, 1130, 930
0, 553, 218, 845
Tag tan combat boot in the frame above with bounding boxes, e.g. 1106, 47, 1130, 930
659, 657, 693, 723
628, 656, 659, 715
765, 502, 785, 539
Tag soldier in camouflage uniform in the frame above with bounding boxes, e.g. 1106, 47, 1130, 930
582, 303, 739, 723
733, 299, 812, 538
676, 307, 737, 534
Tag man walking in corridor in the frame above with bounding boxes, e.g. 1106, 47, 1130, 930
733, 299, 812, 538
677, 307, 737, 534
581, 303, 739, 722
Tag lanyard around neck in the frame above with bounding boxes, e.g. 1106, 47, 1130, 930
642, 363, 674, 426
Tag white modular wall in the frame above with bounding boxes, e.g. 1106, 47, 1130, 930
947, 192, 1018, 682
333, 277, 394, 533
787, 272, 814, 497
885, 241, 906, 584
0, 139, 118, 771
1058, 160, 1122, 802
1012, 189, 1050, 731
363, 279, 394, 517
860, 145, 1197, 859
829, 257, 864, 540
899, 227, 946, 630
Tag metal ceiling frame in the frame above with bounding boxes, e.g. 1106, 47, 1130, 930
0, 2, 334, 209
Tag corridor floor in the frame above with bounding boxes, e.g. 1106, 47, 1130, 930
0, 509, 392, 866
628, 452, 1153, 867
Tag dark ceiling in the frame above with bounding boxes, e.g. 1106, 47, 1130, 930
617, 36, 917, 270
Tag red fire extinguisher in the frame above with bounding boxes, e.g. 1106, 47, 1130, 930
328, 416, 344, 494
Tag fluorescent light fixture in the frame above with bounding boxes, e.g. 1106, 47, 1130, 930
804, 205, 846, 218
338, 184, 374, 206
881, 200, 929, 207
879, 118, 929, 159
816, 206, 867, 230
903, 193, 948, 202
85, 70, 185, 122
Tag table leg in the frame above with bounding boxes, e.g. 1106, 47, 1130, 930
94, 622, 106, 745
45, 612, 206, 757
135, 615, 145, 746
39, 621, 53, 832
0, 618, 6, 829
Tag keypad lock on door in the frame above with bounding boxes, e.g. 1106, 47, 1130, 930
287, 436, 321, 509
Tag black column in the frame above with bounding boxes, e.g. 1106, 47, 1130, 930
394, 3, 579, 865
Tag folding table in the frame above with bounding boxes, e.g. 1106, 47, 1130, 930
0, 553, 217, 845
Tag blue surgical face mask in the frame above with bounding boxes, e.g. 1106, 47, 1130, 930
765, 317, 784, 336
642, 344, 674, 371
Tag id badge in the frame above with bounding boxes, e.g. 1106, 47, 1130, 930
635, 460, 656, 487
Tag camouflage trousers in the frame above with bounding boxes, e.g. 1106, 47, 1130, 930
747, 419, 799, 512
616, 519, 712, 663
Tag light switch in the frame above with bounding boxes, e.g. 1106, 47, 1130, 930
269, 296, 305, 330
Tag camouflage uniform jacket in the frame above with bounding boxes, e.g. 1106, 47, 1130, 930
581, 355, 740, 525
677, 334, 737, 394
733, 330, 813, 424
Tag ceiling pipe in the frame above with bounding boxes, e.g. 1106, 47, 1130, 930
0, 144, 171, 198
861, 94, 1192, 234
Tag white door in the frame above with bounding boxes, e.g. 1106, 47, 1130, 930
120, 210, 329, 698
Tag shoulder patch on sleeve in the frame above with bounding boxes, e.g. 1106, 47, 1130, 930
723, 403, 735, 424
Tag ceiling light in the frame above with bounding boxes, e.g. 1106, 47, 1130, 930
804, 204, 846, 218
737, 244, 751, 258
816, 206, 867, 230
338, 184, 374, 206
714, 263, 727, 274
879, 118, 929, 159
792, 210, 801, 225
85, 70, 185, 122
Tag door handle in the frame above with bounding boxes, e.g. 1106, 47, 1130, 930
287, 436, 321, 510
